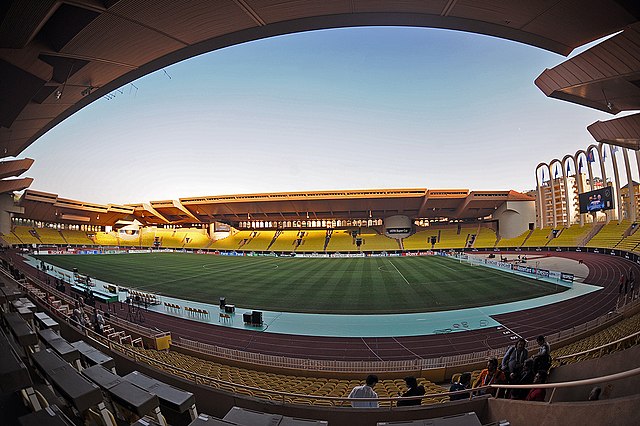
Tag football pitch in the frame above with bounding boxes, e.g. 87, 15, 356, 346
36, 253, 564, 314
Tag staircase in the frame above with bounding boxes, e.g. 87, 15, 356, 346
581, 222, 605, 246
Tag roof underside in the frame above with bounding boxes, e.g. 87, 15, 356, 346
535, 19, 640, 148
2, 0, 639, 158
16, 188, 533, 226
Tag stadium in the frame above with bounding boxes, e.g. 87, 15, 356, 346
1, 1, 640, 426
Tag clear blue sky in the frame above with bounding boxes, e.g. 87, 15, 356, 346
23, 27, 615, 205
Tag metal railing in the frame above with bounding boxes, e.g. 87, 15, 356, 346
490, 366, 640, 403
555, 330, 640, 364
7, 261, 640, 409
89, 329, 640, 407
7, 255, 640, 374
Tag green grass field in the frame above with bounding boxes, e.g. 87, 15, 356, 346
35, 253, 564, 314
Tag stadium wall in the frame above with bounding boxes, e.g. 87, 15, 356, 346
549, 343, 640, 402
494, 200, 535, 239
52, 315, 491, 425
485, 395, 640, 426
383, 215, 412, 239
0, 193, 23, 235
52, 308, 640, 426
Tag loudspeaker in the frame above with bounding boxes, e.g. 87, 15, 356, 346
243, 312, 252, 324
251, 311, 263, 325
219, 297, 226, 309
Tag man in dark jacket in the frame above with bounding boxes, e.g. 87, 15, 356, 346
449, 372, 472, 401
397, 376, 425, 406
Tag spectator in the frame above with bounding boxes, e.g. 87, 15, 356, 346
94, 310, 105, 334
619, 274, 625, 295
525, 370, 548, 402
473, 358, 506, 396
397, 376, 425, 406
501, 338, 528, 379
532, 335, 551, 372
588, 386, 602, 401
72, 302, 84, 328
510, 359, 535, 400
449, 372, 472, 401
349, 375, 379, 408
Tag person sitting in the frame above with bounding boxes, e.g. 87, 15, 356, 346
501, 338, 528, 379
525, 370, 548, 402
473, 357, 506, 396
397, 376, 425, 406
348, 375, 379, 408
510, 359, 535, 400
532, 335, 551, 372
449, 372, 472, 401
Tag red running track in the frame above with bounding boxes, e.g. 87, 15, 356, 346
10, 251, 636, 361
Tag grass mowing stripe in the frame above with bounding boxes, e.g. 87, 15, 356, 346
35, 253, 565, 314
387, 259, 410, 285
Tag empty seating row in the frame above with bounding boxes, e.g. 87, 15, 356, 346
586, 220, 631, 248
129, 347, 445, 406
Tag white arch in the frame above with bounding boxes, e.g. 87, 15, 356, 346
535, 162, 551, 229
574, 149, 590, 226
561, 154, 577, 226
549, 159, 564, 228
599, 143, 623, 223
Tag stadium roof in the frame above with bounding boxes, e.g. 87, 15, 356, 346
18, 188, 533, 226
535, 21, 640, 149
0, 158, 34, 195
2, 0, 639, 161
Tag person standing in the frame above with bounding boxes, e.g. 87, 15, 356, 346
94, 310, 105, 334
349, 375, 379, 408
72, 302, 84, 328
501, 338, 528, 379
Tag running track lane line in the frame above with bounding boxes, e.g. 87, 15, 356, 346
361, 338, 384, 361
391, 337, 423, 359
387, 259, 411, 285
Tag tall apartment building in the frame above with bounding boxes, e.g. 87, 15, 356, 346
620, 181, 640, 221
532, 173, 591, 228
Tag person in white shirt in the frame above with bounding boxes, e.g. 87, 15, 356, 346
348, 375, 379, 408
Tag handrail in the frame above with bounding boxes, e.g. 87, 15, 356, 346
90, 326, 640, 407
3, 262, 165, 339
490, 366, 640, 403
102, 334, 487, 406
6, 252, 640, 374
8, 262, 640, 408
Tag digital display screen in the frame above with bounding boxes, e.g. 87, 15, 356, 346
578, 187, 614, 214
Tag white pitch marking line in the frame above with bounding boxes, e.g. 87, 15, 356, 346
439, 262, 457, 272
388, 259, 411, 285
